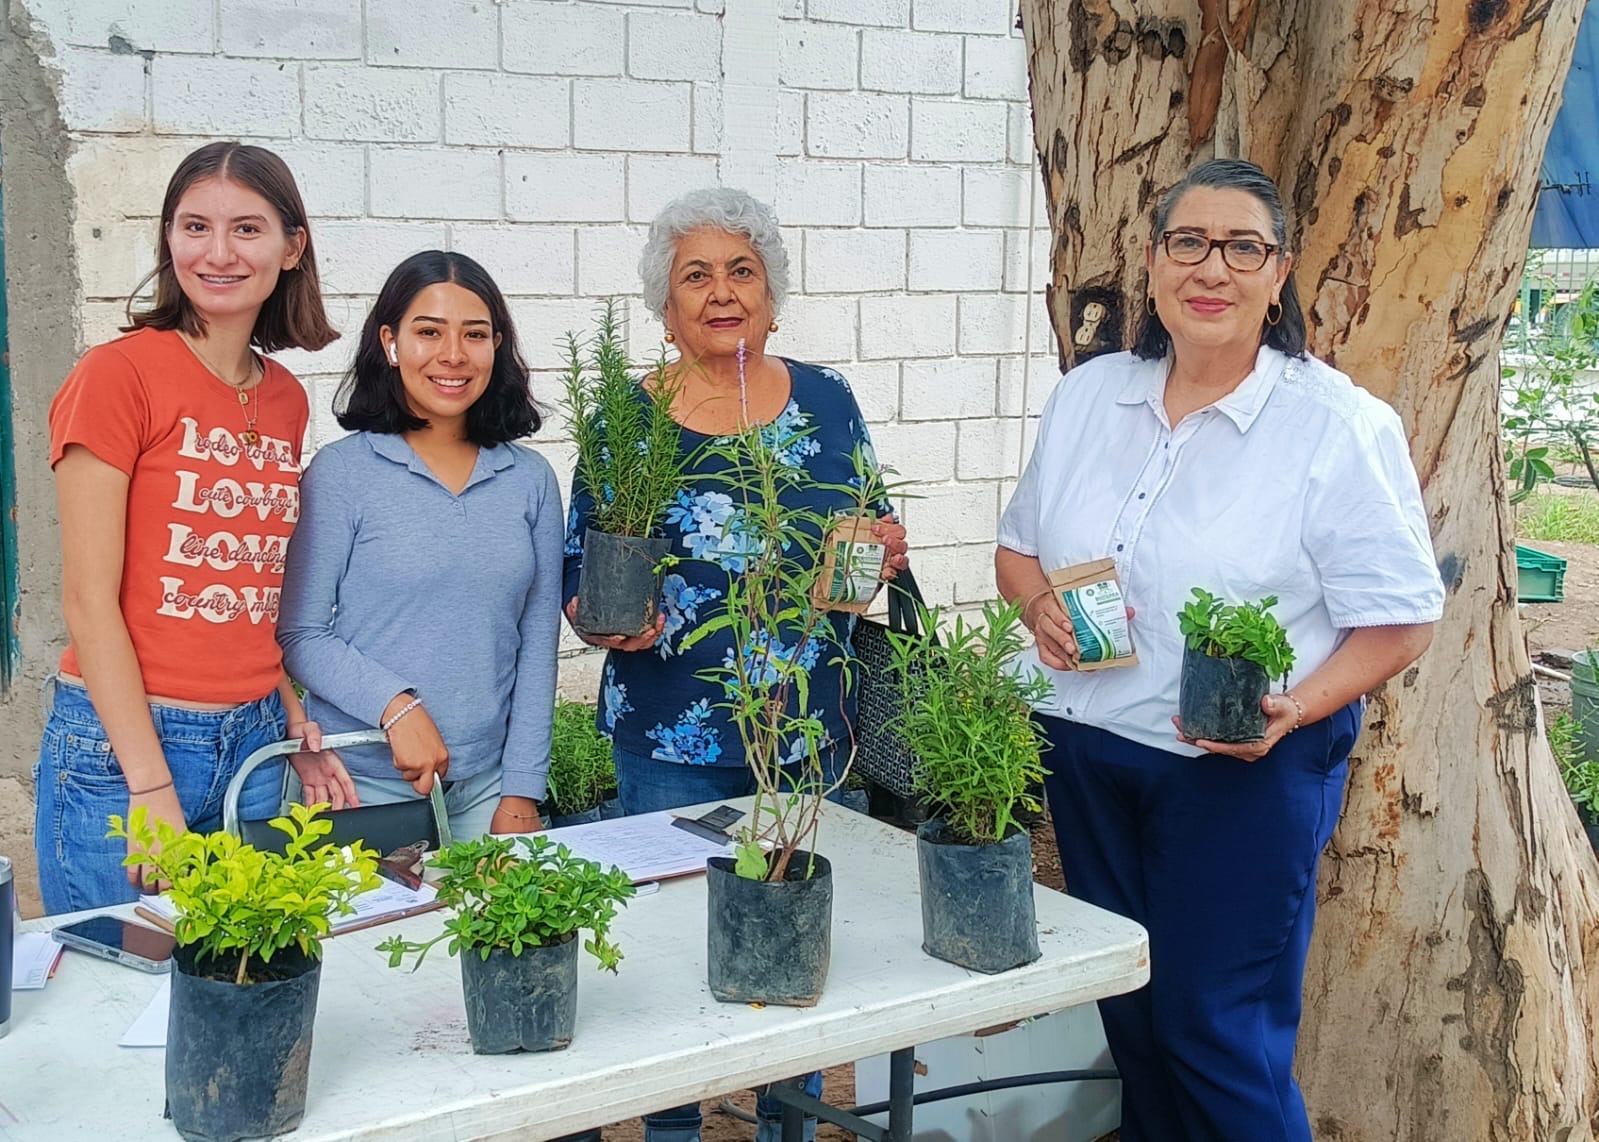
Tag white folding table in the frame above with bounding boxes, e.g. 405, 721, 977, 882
1, 800, 1148, 1141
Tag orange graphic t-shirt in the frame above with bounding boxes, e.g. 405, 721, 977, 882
49, 327, 311, 703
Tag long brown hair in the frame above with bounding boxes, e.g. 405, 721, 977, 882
124, 141, 338, 353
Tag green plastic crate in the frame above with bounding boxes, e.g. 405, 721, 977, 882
1516, 543, 1567, 603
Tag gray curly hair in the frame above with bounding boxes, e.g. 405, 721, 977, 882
638, 187, 790, 322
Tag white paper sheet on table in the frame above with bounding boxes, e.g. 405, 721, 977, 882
542, 809, 734, 883
119, 975, 171, 1048
11, 931, 65, 989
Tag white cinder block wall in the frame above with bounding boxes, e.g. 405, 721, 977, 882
12, 0, 1059, 701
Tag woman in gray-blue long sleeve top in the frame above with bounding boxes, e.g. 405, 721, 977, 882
278, 251, 563, 839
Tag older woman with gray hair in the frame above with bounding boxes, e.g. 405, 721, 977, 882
561, 187, 907, 1142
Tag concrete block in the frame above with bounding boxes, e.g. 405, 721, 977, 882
910, 98, 1007, 162
899, 481, 998, 547
899, 543, 957, 607
574, 79, 693, 152
304, 64, 440, 142
65, 138, 197, 218
909, 230, 1004, 292
964, 31, 1029, 100
313, 220, 449, 294
152, 57, 300, 137
911, 0, 1015, 35
445, 72, 569, 149
577, 226, 649, 296
1002, 227, 1053, 292
1008, 101, 1035, 165
505, 152, 626, 222
630, 9, 722, 81
80, 302, 133, 357
805, 229, 905, 294
996, 355, 1064, 417
863, 164, 960, 228
859, 294, 955, 359
841, 360, 899, 424
860, 30, 960, 94
901, 357, 997, 420
52, 47, 146, 134
56, 0, 214, 53
774, 295, 857, 361
780, 21, 857, 91
698, 0, 725, 12
692, 80, 723, 153
807, 0, 909, 26
628, 154, 721, 223
75, 217, 156, 299
584, 0, 692, 6
622, 297, 670, 363
273, 310, 364, 387
510, 297, 604, 370
963, 166, 1032, 227
449, 225, 575, 295
776, 89, 804, 158
958, 293, 1056, 355
368, 0, 495, 68
956, 416, 1033, 481
370, 146, 500, 220
868, 420, 957, 483
305, 375, 352, 451
269, 142, 368, 218
222, 0, 361, 59
503, 3, 624, 77
774, 160, 860, 226
807, 92, 908, 159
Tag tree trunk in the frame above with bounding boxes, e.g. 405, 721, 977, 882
1021, 2, 1598, 1138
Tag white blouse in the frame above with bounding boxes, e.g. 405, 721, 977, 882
997, 344, 1445, 755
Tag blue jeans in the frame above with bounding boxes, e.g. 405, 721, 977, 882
34, 676, 287, 916
613, 745, 823, 1142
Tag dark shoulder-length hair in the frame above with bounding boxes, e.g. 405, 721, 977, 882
335, 250, 541, 447
125, 141, 337, 353
1133, 158, 1308, 361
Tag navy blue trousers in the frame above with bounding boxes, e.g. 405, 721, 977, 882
1038, 703, 1360, 1142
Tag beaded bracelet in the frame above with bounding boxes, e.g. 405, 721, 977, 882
1283, 691, 1305, 733
381, 696, 423, 733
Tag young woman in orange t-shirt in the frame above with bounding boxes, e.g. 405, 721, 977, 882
37, 142, 354, 914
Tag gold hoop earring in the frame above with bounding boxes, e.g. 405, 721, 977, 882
1145, 297, 1157, 317
1266, 301, 1283, 327
664, 331, 675, 344
768, 321, 779, 333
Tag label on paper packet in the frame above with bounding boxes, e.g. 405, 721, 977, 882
1045, 558, 1137, 671
813, 515, 885, 614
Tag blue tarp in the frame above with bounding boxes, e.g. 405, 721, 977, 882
1532, 2, 1599, 247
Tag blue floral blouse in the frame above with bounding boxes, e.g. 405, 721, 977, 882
561, 359, 888, 769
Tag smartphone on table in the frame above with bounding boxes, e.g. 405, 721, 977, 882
52, 916, 175, 973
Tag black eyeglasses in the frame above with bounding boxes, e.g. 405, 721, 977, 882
1160, 231, 1279, 272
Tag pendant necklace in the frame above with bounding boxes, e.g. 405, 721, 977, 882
180, 333, 263, 445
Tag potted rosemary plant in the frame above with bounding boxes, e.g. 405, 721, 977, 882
564, 301, 691, 636
108, 804, 380, 1141
887, 600, 1051, 973
1552, 713, 1599, 856
546, 699, 621, 827
680, 428, 886, 1007
377, 834, 634, 1055
1176, 588, 1296, 743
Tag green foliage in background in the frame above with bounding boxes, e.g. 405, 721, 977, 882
547, 700, 616, 817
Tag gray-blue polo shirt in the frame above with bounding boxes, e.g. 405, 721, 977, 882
279, 430, 564, 799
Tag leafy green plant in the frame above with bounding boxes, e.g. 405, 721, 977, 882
681, 429, 892, 882
563, 301, 691, 538
886, 599, 1052, 846
547, 699, 617, 817
1518, 490, 1599, 544
1551, 712, 1599, 825
1502, 277, 1599, 501
108, 803, 380, 985
1177, 588, 1296, 682
377, 834, 635, 972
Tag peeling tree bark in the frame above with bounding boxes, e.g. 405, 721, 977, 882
1021, 2, 1597, 1138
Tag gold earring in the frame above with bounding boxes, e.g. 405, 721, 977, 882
664, 331, 676, 344
1266, 301, 1283, 326
768, 321, 779, 333
1145, 297, 1157, 316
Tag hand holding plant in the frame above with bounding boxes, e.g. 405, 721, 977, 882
108, 803, 380, 985
377, 834, 635, 973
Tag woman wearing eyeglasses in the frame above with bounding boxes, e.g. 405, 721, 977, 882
994, 159, 1444, 1142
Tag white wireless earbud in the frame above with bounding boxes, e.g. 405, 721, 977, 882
387, 344, 398, 365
